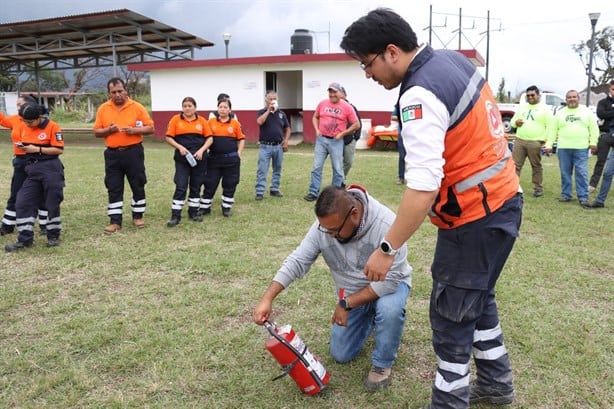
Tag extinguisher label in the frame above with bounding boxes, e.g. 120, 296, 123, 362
288, 333, 327, 380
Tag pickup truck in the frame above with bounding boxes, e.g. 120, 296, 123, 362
497, 92, 566, 133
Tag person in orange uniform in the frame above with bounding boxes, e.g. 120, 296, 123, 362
93, 77, 154, 234
164, 96, 212, 227
0, 95, 49, 235
5, 103, 65, 252
342, 9, 522, 408
201, 98, 245, 217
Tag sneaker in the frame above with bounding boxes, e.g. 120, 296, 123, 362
189, 214, 203, 222
133, 218, 145, 229
588, 185, 596, 193
103, 223, 121, 234
469, 380, 515, 405
579, 200, 591, 209
47, 237, 60, 247
533, 190, 543, 197
396, 178, 406, 185
5, 241, 33, 252
587, 201, 604, 208
222, 207, 232, 217
39, 226, 47, 235
200, 208, 211, 216
270, 190, 283, 197
303, 193, 318, 202
255, 194, 264, 201
364, 366, 391, 391
167, 218, 180, 227
558, 196, 572, 202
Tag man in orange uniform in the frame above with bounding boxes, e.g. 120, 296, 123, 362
5, 103, 65, 252
93, 77, 154, 234
342, 9, 522, 409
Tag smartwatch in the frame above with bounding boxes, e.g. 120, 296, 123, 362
338, 297, 352, 311
380, 240, 398, 256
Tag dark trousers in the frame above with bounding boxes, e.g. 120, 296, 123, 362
16, 158, 64, 243
172, 152, 206, 218
1, 156, 47, 231
428, 193, 523, 408
104, 144, 147, 225
589, 132, 614, 188
201, 156, 240, 211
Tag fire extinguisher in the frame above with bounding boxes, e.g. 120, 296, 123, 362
263, 320, 331, 395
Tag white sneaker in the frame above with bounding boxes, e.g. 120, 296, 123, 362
588, 186, 596, 193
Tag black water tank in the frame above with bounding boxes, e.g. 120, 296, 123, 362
291, 29, 313, 54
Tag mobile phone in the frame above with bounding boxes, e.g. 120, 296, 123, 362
14, 142, 24, 147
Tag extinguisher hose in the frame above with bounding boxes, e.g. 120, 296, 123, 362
263, 320, 326, 391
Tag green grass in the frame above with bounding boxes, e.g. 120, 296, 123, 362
0, 133, 612, 409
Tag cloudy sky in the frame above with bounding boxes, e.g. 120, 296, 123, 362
2, 0, 612, 96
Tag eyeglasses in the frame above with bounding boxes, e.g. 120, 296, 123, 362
318, 206, 355, 237
359, 53, 382, 71
526, 93, 538, 97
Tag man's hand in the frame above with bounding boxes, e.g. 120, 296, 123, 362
364, 249, 394, 281
331, 306, 350, 326
253, 298, 273, 325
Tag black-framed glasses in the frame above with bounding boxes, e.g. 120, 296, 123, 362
359, 53, 382, 71
318, 206, 355, 237
526, 93, 538, 97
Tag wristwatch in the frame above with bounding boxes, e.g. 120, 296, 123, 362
338, 297, 352, 311
380, 240, 398, 256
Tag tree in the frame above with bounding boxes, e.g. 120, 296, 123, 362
573, 26, 614, 88
496, 78, 508, 102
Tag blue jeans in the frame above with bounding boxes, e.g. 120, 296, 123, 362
255, 144, 283, 195
329, 282, 410, 369
596, 149, 614, 204
557, 148, 589, 201
308, 136, 344, 196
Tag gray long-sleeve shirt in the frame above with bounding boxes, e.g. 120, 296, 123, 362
273, 187, 412, 298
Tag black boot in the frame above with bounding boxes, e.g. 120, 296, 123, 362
5, 241, 33, 252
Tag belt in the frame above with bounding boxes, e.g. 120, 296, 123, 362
260, 141, 281, 146
108, 143, 142, 151
209, 151, 239, 158
320, 135, 335, 139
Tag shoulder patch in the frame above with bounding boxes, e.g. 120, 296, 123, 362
55, 132, 63, 141
401, 104, 423, 122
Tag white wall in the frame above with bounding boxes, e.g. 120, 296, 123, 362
149, 60, 399, 114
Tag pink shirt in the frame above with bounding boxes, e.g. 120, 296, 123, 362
315, 99, 358, 137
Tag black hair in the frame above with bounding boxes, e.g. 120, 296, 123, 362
526, 85, 540, 94
107, 77, 127, 92
217, 93, 230, 102
340, 8, 418, 59
182, 96, 197, 107
315, 185, 353, 218
19, 103, 43, 120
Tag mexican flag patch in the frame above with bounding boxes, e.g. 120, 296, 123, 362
401, 104, 423, 122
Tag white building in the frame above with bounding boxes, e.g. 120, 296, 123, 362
131, 50, 483, 143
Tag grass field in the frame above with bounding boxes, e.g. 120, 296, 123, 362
0, 133, 612, 409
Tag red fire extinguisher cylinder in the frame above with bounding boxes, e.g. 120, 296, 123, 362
264, 321, 330, 395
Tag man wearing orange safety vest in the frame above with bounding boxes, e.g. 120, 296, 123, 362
341, 8, 522, 409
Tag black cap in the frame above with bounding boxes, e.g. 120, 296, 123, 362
19, 103, 42, 120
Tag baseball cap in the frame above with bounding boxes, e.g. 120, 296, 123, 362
327, 82, 342, 92
339, 86, 347, 96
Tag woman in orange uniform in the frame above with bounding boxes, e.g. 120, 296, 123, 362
164, 96, 212, 226
5, 103, 65, 252
0, 95, 49, 235
201, 99, 245, 217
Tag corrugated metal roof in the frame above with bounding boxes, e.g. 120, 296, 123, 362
0, 9, 213, 71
